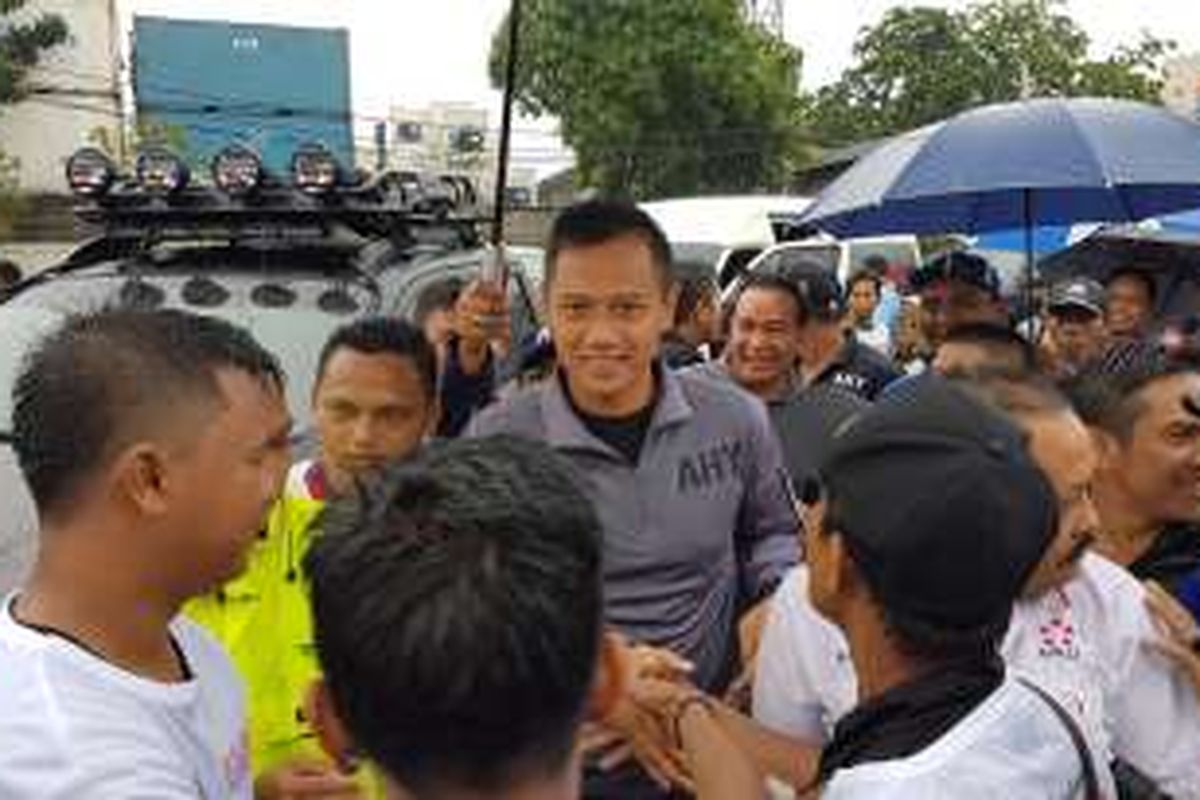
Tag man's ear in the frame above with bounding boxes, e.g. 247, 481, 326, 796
305, 679, 358, 774
1089, 427, 1123, 473
111, 443, 172, 516
586, 632, 628, 722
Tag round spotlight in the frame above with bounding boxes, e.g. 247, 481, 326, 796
212, 145, 263, 195
291, 143, 340, 195
136, 147, 190, 194
65, 148, 116, 197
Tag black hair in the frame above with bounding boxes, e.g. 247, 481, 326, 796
413, 277, 465, 328
1107, 268, 1158, 307
940, 323, 1037, 374
544, 199, 673, 293
315, 317, 438, 402
732, 271, 806, 325
952, 370, 1072, 420
673, 271, 717, 327
305, 436, 603, 796
1064, 339, 1194, 442
12, 309, 283, 518
846, 269, 882, 297
0, 259, 21, 287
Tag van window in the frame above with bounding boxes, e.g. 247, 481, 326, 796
756, 244, 839, 277
848, 241, 919, 277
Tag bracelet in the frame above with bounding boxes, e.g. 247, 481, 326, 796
671, 693, 714, 748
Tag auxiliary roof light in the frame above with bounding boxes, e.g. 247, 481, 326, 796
136, 147, 190, 194
65, 148, 117, 197
212, 145, 263, 195
291, 142, 341, 195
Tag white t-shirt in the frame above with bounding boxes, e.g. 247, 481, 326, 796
754, 555, 1200, 798
823, 679, 1090, 799
0, 595, 252, 799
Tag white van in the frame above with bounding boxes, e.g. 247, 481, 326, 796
640, 195, 814, 288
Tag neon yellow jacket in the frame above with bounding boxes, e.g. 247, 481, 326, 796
187, 461, 384, 796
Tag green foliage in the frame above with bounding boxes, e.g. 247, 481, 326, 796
806, 0, 1175, 145
0, 0, 69, 104
489, 0, 808, 199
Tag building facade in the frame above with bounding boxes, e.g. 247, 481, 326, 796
0, 0, 122, 194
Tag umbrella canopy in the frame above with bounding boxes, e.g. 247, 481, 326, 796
1039, 229, 1200, 319
800, 97, 1200, 238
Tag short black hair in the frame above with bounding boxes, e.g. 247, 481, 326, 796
413, 277, 465, 328
940, 323, 1037, 374
544, 199, 673, 292
315, 317, 438, 402
732, 271, 806, 325
673, 271, 717, 327
12, 309, 283, 517
0, 259, 21, 286
952, 370, 1071, 421
1064, 339, 1194, 442
305, 436, 603, 796
1107, 268, 1158, 307
847, 269, 882, 296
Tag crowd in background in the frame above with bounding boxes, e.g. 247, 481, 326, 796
1, 199, 1200, 799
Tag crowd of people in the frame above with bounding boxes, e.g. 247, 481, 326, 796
0, 198, 1199, 799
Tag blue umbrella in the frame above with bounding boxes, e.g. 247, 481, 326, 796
800, 97, 1200, 308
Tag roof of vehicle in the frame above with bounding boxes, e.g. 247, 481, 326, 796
640, 195, 813, 247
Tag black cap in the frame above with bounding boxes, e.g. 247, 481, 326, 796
1048, 278, 1104, 317
912, 251, 1001, 299
819, 376, 1057, 631
790, 268, 845, 323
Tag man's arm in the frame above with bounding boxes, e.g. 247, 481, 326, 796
735, 400, 802, 604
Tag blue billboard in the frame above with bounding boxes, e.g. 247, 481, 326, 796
133, 16, 354, 177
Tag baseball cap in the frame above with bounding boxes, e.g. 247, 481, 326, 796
817, 376, 1058, 632
912, 251, 1001, 299
784, 264, 844, 322
1048, 278, 1104, 317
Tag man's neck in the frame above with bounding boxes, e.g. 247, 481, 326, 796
563, 370, 657, 419
842, 606, 930, 702
16, 519, 185, 682
801, 327, 845, 384
1094, 478, 1162, 566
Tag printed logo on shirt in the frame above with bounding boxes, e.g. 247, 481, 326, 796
677, 440, 744, 493
829, 371, 868, 395
1037, 589, 1080, 661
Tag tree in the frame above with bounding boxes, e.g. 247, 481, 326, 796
489, 0, 808, 199
806, 0, 1175, 146
1, 0, 67, 235
0, 0, 69, 104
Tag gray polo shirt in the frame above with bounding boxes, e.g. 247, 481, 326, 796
467, 368, 798, 691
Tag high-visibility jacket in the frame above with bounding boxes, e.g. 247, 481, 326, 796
187, 461, 384, 796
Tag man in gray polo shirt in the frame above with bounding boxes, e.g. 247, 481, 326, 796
468, 200, 797, 798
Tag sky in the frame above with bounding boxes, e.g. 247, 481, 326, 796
119, 0, 1200, 175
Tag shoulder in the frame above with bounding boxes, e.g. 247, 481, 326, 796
675, 368, 771, 432
0, 633, 195, 796
466, 382, 547, 437
826, 681, 1078, 797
